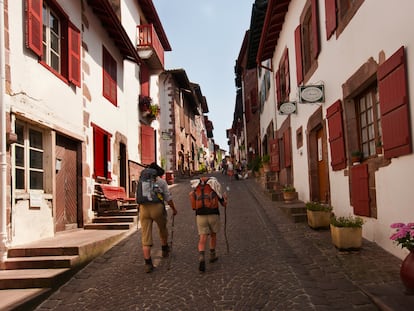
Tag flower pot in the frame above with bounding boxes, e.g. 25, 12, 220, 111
400, 250, 414, 295
307, 210, 331, 229
283, 191, 296, 202
330, 225, 362, 250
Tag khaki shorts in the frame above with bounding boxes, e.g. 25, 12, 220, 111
139, 202, 167, 246
196, 214, 220, 235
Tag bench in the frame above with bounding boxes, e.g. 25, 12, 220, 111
94, 184, 137, 213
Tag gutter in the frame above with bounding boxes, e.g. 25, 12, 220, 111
0, 0, 7, 262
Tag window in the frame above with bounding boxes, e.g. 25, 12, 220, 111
26, 0, 81, 86
92, 124, 112, 180
325, 0, 364, 38
14, 122, 44, 191
103, 47, 118, 106
276, 48, 290, 108
294, 0, 320, 85
42, 3, 61, 72
356, 85, 381, 157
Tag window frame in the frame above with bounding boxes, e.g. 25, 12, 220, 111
14, 121, 45, 192
26, 0, 81, 86
102, 46, 118, 106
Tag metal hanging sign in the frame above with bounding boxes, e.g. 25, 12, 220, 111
299, 85, 324, 103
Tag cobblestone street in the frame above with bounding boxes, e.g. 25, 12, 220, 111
35, 173, 413, 310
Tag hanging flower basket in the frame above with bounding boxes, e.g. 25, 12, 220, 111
139, 95, 152, 112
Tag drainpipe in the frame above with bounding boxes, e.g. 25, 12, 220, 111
0, 0, 8, 263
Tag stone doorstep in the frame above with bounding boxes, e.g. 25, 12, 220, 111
0, 288, 52, 311
92, 215, 138, 223
3, 255, 80, 269
84, 222, 135, 230
0, 268, 71, 289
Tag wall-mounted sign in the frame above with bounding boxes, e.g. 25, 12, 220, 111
299, 85, 324, 103
279, 102, 297, 115
161, 131, 172, 140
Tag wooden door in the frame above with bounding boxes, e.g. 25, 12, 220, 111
317, 128, 329, 202
55, 135, 78, 231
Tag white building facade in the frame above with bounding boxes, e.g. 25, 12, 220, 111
255, 0, 414, 260
0, 0, 170, 259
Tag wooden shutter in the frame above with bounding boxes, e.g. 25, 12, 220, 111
284, 50, 290, 97
284, 128, 292, 168
378, 46, 411, 159
275, 70, 281, 107
26, 0, 42, 56
325, 0, 337, 40
140, 63, 150, 97
327, 100, 346, 170
294, 25, 303, 86
311, 0, 320, 59
351, 163, 370, 216
93, 126, 105, 178
141, 125, 155, 165
68, 23, 81, 87
269, 138, 280, 172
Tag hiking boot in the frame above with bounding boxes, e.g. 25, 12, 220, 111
144, 263, 154, 273
199, 260, 206, 272
209, 254, 218, 263
162, 245, 170, 258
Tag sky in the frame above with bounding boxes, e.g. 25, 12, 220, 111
152, 0, 254, 152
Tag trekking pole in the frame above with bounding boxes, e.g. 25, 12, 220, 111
167, 214, 175, 270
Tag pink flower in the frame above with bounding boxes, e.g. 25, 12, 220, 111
390, 222, 414, 251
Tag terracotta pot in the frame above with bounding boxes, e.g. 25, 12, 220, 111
283, 191, 296, 202
400, 250, 414, 295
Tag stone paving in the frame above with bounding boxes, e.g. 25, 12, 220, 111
34, 172, 414, 310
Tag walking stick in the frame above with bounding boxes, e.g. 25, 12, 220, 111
167, 214, 175, 270
224, 206, 229, 253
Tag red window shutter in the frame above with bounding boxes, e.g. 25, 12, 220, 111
326, 100, 346, 170
378, 46, 411, 159
141, 125, 155, 165
325, 0, 337, 40
68, 23, 81, 87
284, 129, 292, 168
351, 164, 370, 216
140, 64, 150, 97
275, 70, 281, 107
294, 25, 303, 85
106, 134, 112, 179
311, 0, 320, 59
103, 48, 117, 106
269, 138, 280, 172
26, 0, 42, 56
93, 127, 105, 178
284, 49, 290, 97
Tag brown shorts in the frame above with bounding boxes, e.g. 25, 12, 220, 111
139, 202, 168, 246
196, 214, 220, 235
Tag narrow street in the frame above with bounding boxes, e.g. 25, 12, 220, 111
34, 173, 412, 311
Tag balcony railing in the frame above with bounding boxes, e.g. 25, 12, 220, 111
137, 24, 164, 69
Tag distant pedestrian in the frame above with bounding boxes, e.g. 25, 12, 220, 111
227, 158, 234, 181
138, 162, 177, 273
190, 176, 227, 272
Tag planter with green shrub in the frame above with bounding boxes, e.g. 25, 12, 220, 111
306, 202, 332, 229
330, 215, 364, 250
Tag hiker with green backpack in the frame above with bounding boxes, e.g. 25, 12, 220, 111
189, 176, 227, 272
136, 162, 177, 273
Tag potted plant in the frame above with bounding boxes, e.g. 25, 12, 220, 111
306, 201, 333, 229
351, 150, 363, 164
330, 215, 364, 250
376, 140, 383, 155
390, 222, 414, 294
261, 154, 270, 172
282, 184, 296, 202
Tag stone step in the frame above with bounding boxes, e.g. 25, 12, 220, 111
98, 209, 138, 217
3, 255, 80, 270
0, 288, 52, 311
0, 268, 71, 289
8, 247, 80, 258
92, 216, 137, 223
84, 222, 135, 230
